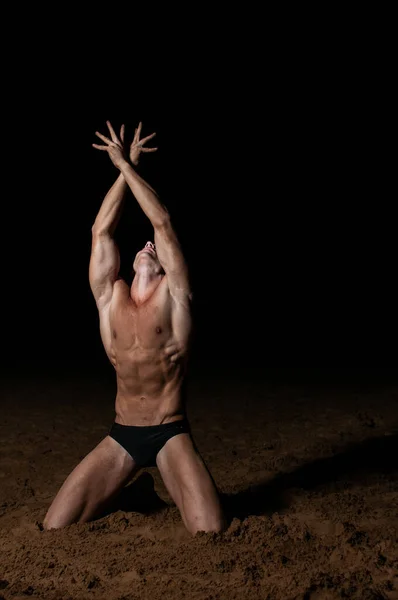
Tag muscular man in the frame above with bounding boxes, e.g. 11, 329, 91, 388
43, 121, 225, 535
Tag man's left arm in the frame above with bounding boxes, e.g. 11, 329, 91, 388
121, 162, 191, 303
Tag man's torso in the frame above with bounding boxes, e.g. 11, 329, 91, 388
99, 277, 191, 425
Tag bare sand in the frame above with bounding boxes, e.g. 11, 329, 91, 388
0, 366, 397, 599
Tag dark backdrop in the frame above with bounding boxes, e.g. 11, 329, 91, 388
1, 28, 395, 387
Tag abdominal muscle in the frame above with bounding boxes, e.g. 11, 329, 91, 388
112, 345, 187, 426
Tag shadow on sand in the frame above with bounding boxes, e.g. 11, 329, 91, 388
98, 471, 169, 519
222, 432, 398, 523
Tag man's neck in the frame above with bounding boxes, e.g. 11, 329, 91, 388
131, 270, 163, 305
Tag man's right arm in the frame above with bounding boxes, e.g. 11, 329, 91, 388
89, 173, 126, 308
89, 120, 157, 309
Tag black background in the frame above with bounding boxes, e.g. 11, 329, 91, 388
1, 19, 396, 387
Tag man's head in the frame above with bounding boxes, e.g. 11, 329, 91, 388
132, 241, 164, 276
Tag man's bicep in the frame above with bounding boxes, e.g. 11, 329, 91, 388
89, 231, 120, 307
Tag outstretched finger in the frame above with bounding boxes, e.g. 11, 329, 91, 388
95, 131, 112, 144
92, 143, 109, 150
140, 132, 156, 145
120, 124, 125, 143
135, 121, 143, 142
142, 147, 158, 153
106, 120, 118, 143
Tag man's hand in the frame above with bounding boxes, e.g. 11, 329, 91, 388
92, 121, 128, 170
93, 121, 158, 169
129, 122, 158, 166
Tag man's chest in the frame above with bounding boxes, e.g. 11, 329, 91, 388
110, 294, 173, 351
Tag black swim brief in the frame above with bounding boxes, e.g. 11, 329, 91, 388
108, 418, 191, 468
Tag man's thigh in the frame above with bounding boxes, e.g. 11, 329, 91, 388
156, 433, 225, 534
44, 436, 138, 529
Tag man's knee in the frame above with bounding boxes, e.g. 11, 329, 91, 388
42, 502, 81, 530
187, 514, 227, 535
42, 514, 62, 530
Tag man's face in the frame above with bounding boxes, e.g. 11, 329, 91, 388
132, 241, 162, 273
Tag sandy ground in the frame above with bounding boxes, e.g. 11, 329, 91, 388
0, 366, 397, 600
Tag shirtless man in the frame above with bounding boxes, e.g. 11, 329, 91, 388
43, 121, 225, 535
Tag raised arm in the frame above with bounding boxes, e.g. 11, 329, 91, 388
89, 177, 124, 309
93, 122, 191, 305
89, 122, 127, 309
122, 162, 191, 304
